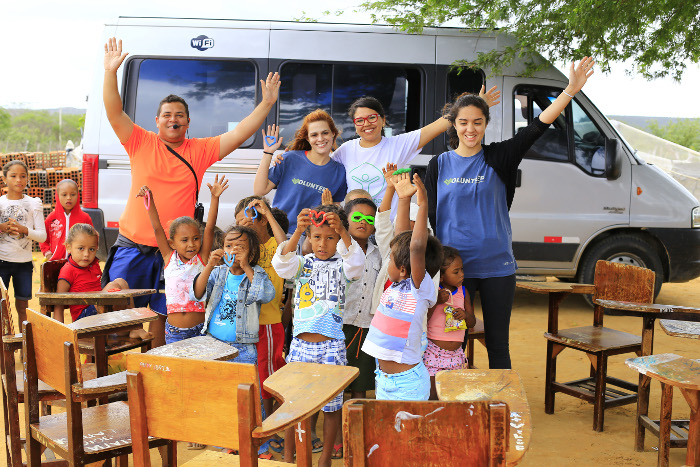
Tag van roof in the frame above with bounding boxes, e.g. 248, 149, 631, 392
112, 16, 497, 37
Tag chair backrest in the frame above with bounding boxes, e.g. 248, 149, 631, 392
40, 259, 68, 294
126, 353, 262, 465
0, 277, 13, 337
593, 260, 655, 303
25, 308, 82, 395
342, 399, 509, 467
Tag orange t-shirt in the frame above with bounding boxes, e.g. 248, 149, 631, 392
120, 125, 221, 246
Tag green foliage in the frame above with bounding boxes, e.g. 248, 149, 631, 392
647, 119, 700, 152
359, 0, 699, 80
0, 110, 83, 153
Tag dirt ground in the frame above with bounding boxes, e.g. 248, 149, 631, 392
2, 262, 698, 466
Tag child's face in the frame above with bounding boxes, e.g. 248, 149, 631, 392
57, 183, 79, 213
308, 224, 340, 260
3, 165, 28, 195
441, 256, 464, 289
387, 248, 407, 283
223, 231, 251, 268
169, 223, 201, 262
235, 208, 268, 240
348, 205, 376, 242
67, 233, 98, 267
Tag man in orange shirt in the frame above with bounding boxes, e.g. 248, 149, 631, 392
101, 37, 281, 346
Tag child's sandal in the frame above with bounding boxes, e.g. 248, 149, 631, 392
331, 444, 343, 459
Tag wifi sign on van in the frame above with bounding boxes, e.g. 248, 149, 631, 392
191, 35, 214, 51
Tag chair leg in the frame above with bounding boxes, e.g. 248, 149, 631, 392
657, 383, 673, 467
544, 341, 557, 414
467, 338, 475, 369
159, 441, 177, 466
593, 353, 607, 432
680, 389, 700, 467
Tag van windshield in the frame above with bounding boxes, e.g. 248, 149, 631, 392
125, 59, 257, 144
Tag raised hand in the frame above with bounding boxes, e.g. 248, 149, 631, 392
233, 244, 250, 269
392, 172, 418, 200
261, 72, 281, 106
325, 212, 345, 236
208, 249, 224, 267
479, 85, 501, 108
262, 124, 284, 153
321, 188, 333, 206
136, 185, 152, 200
207, 174, 229, 198
296, 208, 312, 232
104, 37, 129, 73
249, 198, 270, 218
414, 173, 427, 207
567, 57, 595, 94
382, 162, 398, 187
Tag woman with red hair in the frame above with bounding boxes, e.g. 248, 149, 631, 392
254, 109, 347, 235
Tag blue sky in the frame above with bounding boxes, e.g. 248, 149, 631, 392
1, 0, 698, 118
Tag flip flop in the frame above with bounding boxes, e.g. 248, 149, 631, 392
311, 437, 323, 453
187, 442, 206, 450
268, 437, 284, 453
331, 444, 343, 459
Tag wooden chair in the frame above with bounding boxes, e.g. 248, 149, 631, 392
40, 259, 153, 360
1, 280, 66, 467
126, 355, 359, 467
544, 260, 653, 431
22, 308, 172, 466
342, 399, 510, 466
626, 354, 700, 467
466, 318, 486, 369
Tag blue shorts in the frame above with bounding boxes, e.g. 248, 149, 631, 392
286, 337, 347, 412
76, 304, 98, 320
375, 361, 430, 401
165, 321, 204, 345
0, 260, 33, 301
108, 247, 166, 315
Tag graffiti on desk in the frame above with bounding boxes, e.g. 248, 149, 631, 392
510, 411, 526, 451
140, 362, 171, 373
55, 429, 131, 452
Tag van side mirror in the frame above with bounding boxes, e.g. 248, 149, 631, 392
605, 138, 622, 180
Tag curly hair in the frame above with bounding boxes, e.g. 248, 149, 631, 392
306, 204, 349, 234
223, 225, 261, 267
390, 232, 443, 278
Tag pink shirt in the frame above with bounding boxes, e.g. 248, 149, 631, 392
427, 286, 466, 342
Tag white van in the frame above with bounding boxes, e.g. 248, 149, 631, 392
81, 17, 700, 296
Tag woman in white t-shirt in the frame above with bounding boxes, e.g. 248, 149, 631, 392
332, 88, 500, 211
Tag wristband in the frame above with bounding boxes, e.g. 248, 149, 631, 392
263, 151, 274, 155
562, 90, 575, 98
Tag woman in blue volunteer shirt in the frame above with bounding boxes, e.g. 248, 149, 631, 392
425, 57, 595, 369
254, 109, 346, 234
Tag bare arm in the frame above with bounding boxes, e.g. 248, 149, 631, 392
202, 175, 229, 263
252, 199, 287, 245
194, 249, 223, 300
103, 38, 134, 143
219, 73, 281, 160
393, 172, 417, 235
282, 209, 312, 255
539, 57, 595, 125
136, 186, 172, 264
410, 174, 428, 286
379, 163, 397, 213
253, 125, 283, 195
53, 279, 70, 321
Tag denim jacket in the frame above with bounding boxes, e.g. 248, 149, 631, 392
192, 265, 275, 344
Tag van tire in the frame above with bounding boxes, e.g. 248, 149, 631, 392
577, 233, 663, 307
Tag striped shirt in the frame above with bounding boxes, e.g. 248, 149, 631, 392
362, 273, 436, 364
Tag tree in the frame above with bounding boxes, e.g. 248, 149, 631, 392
0, 108, 10, 137
647, 119, 700, 152
358, 0, 699, 80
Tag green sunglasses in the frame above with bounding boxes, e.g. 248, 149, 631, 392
350, 212, 375, 225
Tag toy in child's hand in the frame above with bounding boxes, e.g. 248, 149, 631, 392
392, 168, 411, 176
223, 252, 236, 267
142, 190, 151, 210
244, 206, 259, 220
308, 210, 328, 227
350, 212, 375, 225
107, 288, 121, 292
265, 135, 277, 146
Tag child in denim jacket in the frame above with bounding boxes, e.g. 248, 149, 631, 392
193, 225, 275, 364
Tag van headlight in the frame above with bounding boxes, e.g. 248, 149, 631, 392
694, 207, 700, 228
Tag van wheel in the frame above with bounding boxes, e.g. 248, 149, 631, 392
577, 234, 664, 307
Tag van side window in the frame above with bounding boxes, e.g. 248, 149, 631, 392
125, 59, 257, 145
514, 87, 569, 162
278, 62, 421, 145
572, 100, 606, 176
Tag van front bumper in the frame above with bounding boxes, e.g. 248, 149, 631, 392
649, 227, 700, 282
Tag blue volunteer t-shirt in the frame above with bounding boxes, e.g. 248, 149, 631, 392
435, 150, 516, 278
208, 272, 245, 343
269, 150, 347, 234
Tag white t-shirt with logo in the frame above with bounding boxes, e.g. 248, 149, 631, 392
332, 130, 422, 210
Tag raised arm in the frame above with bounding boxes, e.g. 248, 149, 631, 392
254, 124, 284, 196
539, 57, 594, 124
251, 199, 287, 245
410, 174, 429, 286
379, 163, 397, 213
392, 171, 417, 235
103, 38, 134, 143
282, 209, 312, 255
202, 175, 228, 263
194, 249, 223, 300
418, 85, 501, 149
219, 73, 281, 160
136, 186, 172, 264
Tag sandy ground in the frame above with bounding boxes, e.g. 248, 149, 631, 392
2, 263, 699, 466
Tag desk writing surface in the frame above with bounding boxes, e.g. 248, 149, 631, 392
36, 289, 156, 306
595, 300, 700, 315
67, 308, 157, 334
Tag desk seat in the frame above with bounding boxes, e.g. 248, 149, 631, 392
545, 326, 642, 352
